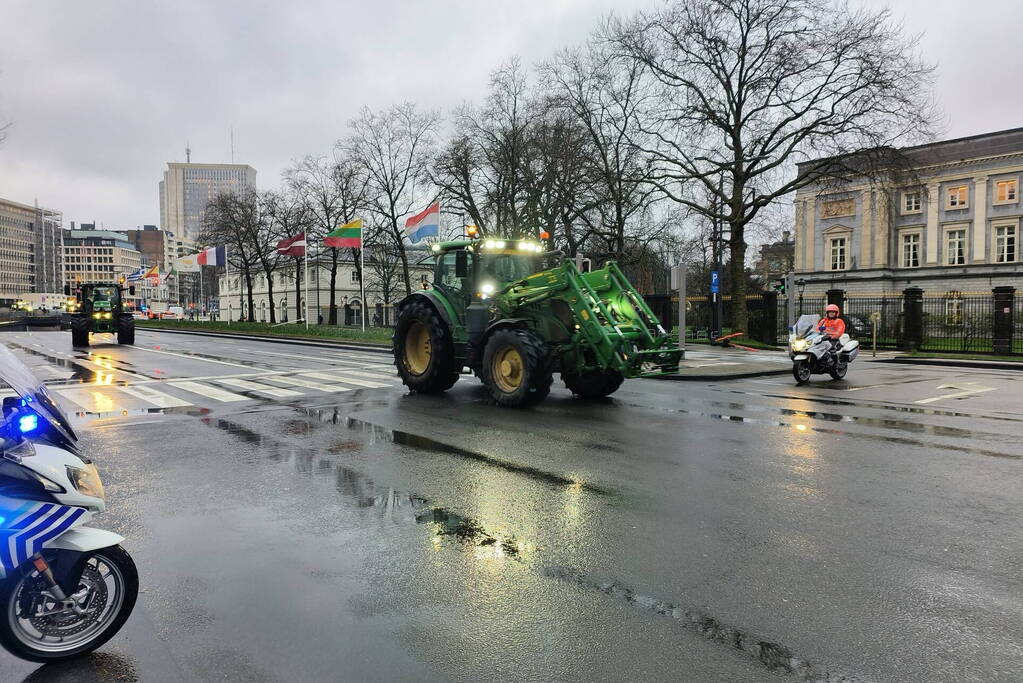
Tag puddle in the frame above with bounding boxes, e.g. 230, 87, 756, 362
305, 407, 613, 496
204, 416, 532, 558
70, 405, 210, 424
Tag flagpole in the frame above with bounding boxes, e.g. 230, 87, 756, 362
360, 241, 366, 332
304, 237, 309, 330
225, 249, 231, 326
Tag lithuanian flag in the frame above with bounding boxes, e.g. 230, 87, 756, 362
324, 219, 362, 248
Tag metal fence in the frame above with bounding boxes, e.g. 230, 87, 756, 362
917, 293, 996, 354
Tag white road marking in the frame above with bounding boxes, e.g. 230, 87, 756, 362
131, 346, 255, 369
298, 371, 391, 388
245, 348, 387, 365
915, 383, 997, 404
268, 375, 353, 392
215, 378, 303, 398
169, 381, 249, 402
119, 385, 192, 408
325, 369, 397, 381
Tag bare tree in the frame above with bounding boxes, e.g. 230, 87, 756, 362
201, 191, 261, 320
344, 103, 438, 295
285, 154, 365, 324
609, 0, 936, 332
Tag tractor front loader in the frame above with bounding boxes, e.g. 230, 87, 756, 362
392, 237, 680, 407
64, 279, 137, 348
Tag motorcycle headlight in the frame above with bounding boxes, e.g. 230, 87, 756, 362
791, 339, 809, 352
67, 463, 105, 500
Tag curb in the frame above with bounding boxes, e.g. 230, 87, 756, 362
136, 326, 392, 354
880, 357, 1023, 372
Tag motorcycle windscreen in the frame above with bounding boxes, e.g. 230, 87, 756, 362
0, 344, 78, 445
793, 314, 820, 336
0, 494, 86, 578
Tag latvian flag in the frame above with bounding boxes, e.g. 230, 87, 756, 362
277, 232, 306, 257
404, 202, 439, 243
324, 219, 362, 248
197, 245, 226, 266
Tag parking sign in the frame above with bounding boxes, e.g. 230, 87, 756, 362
710, 270, 720, 294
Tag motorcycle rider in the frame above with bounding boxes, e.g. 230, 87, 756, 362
817, 304, 846, 354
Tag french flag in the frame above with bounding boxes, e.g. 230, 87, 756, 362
196, 245, 226, 266
404, 202, 440, 243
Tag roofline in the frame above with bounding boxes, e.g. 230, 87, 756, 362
0, 197, 61, 213
166, 162, 257, 170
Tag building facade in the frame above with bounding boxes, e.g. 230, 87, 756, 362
217, 258, 433, 324
0, 197, 64, 300
159, 162, 256, 242
793, 128, 1023, 296
756, 231, 795, 283
62, 229, 143, 285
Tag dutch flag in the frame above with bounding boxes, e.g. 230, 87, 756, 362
404, 202, 440, 243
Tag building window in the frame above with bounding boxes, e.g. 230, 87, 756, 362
351, 270, 361, 283
995, 178, 1018, 204
828, 236, 847, 271
945, 229, 966, 266
995, 224, 1018, 263
901, 232, 921, 268
946, 185, 968, 209
902, 191, 922, 214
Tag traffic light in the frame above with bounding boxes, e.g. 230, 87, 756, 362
772, 278, 786, 294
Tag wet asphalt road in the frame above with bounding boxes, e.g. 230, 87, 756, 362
1, 329, 1022, 682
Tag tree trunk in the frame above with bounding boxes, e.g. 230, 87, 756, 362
266, 276, 276, 324
328, 247, 339, 325
729, 222, 748, 335
244, 270, 255, 322
392, 221, 412, 294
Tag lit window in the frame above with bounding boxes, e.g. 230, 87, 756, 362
995, 225, 1017, 263
903, 191, 922, 213
946, 185, 968, 209
828, 237, 847, 271
945, 229, 966, 265
901, 232, 921, 268
996, 179, 1018, 204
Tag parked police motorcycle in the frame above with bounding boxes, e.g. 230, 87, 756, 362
0, 344, 137, 662
789, 314, 860, 384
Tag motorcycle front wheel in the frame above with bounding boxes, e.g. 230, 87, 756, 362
0, 545, 139, 663
792, 361, 812, 384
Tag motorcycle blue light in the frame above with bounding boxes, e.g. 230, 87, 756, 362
17, 413, 38, 434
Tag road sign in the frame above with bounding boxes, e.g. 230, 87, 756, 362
710, 270, 720, 294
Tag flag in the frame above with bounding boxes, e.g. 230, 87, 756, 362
404, 202, 439, 243
161, 266, 176, 283
126, 266, 146, 282
144, 264, 160, 281
196, 245, 226, 266
324, 220, 363, 248
277, 232, 306, 256
176, 254, 201, 272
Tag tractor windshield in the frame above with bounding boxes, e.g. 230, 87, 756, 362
478, 253, 538, 288
89, 286, 120, 311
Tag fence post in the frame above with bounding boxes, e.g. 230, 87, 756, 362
902, 287, 924, 352
760, 291, 778, 345
992, 286, 1015, 355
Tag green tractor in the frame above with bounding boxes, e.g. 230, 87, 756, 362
392, 236, 680, 407
64, 280, 136, 348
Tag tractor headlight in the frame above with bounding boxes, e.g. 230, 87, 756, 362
480, 283, 495, 299
93, 313, 102, 319
67, 463, 105, 500
494, 240, 506, 249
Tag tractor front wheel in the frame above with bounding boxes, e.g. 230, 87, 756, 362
481, 328, 552, 407
563, 368, 624, 399
70, 318, 90, 348
117, 316, 135, 345
393, 300, 459, 394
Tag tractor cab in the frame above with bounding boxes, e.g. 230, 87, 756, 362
430, 238, 547, 307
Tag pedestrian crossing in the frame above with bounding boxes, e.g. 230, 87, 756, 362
47, 366, 402, 416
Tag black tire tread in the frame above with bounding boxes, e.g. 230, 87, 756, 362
117, 316, 135, 345
392, 299, 459, 394
563, 369, 624, 399
70, 317, 90, 347
481, 328, 552, 407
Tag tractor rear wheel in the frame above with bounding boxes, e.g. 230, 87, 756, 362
117, 316, 135, 345
563, 368, 624, 399
481, 328, 552, 407
70, 318, 90, 348
393, 299, 459, 394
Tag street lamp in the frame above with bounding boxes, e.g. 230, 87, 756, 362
796, 278, 806, 316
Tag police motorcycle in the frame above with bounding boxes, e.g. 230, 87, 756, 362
788, 314, 860, 384
0, 343, 137, 662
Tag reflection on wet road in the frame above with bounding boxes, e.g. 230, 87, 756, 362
1, 330, 1021, 682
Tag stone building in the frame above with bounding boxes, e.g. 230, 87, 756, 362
793, 128, 1023, 296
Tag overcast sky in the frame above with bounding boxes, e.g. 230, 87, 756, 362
1, 0, 1021, 228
